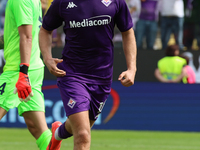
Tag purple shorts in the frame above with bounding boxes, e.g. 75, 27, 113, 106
57, 78, 111, 120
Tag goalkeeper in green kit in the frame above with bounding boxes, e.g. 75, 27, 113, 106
0, 0, 53, 149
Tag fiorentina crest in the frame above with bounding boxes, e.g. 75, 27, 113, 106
67, 98, 76, 108
101, 0, 112, 7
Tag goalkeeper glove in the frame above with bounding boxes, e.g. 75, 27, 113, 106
14, 63, 33, 102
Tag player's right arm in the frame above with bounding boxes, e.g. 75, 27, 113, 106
14, 25, 33, 102
39, 27, 66, 77
18, 25, 32, 64
0, 35, 4, 49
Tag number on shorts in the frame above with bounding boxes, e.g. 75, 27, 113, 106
0, 82, 6, 95
99, 101, 106, 112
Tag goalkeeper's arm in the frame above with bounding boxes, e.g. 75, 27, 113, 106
14, 25, 33, 102
18, 25, 32, 64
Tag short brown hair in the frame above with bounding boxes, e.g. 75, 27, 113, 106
165, 45, 179, 56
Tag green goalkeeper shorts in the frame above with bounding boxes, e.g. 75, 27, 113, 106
0, 67, 45, 116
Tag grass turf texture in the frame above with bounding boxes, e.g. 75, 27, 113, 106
0, 128, 199, 150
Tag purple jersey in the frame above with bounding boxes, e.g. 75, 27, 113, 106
42, 0, 133, 85
139, 0, 160, 21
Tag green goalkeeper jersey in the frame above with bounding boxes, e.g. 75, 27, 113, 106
3, 0, 44, 72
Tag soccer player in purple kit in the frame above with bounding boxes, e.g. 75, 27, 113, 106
39, 0, 137, 149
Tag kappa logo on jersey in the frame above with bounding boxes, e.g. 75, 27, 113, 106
101, 0, 112, 7
67, 98, 76, 108
66, 2, 77, 9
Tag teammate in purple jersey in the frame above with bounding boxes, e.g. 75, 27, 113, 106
39, 0, 137, 149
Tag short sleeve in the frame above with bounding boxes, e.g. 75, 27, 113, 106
42, 0, 63, 31
12, 0, 33, 27
115, 0, 133, 32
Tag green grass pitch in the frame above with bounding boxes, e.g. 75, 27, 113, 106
0, 128, 199, 150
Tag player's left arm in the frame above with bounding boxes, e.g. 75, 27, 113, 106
118, 28, 137, 87
0, 35, 4, 49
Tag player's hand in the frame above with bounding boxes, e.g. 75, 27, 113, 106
45, 58, 66, 77
118, 69, 136, 87
14, 72, 33, 102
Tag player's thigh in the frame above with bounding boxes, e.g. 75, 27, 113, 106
17, 68, 45, 116
23, 111, 48, 132
0, 71, 20, 111
68, 111, 91, 134
0, 107, 8, 120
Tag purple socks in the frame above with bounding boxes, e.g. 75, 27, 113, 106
58, 122, 73, 139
